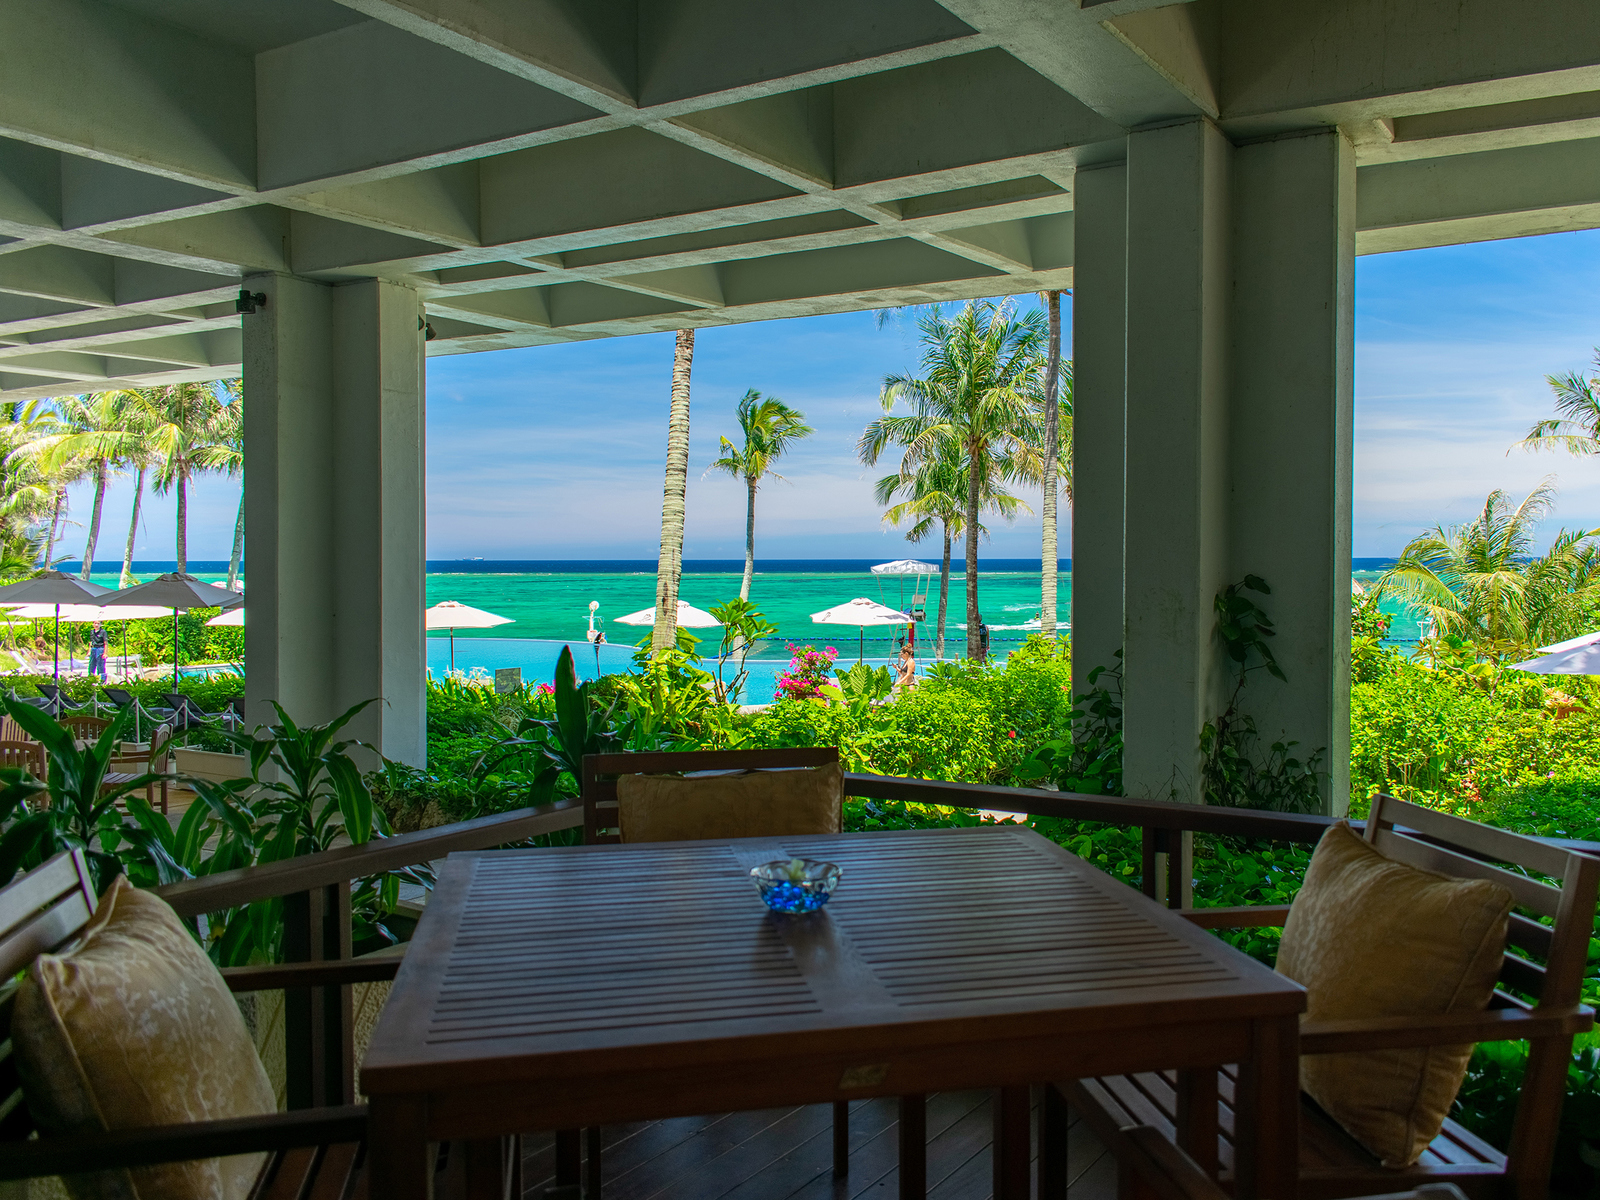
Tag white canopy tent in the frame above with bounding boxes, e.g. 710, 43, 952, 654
1511, 631, 1600, 675
871, 559, 936, 627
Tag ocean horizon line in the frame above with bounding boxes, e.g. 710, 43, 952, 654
57, 557, 1404, 574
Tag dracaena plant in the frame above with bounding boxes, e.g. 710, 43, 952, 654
474, 645, 630, 803
0, 696, 167, 892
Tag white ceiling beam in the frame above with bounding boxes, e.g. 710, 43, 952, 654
0, 0, 255, 191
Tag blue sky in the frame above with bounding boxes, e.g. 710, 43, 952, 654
66, 226, 1600, 564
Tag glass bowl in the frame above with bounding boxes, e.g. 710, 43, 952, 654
751, 858, 842, 914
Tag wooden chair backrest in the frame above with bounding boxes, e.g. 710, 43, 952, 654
581, 747, 841, 845
0, 718, 31, 745
0, 741, 45, 779
0, 851, 97, 1142
1365, 793, 1600, 1012
117, 724, 174, 771
59, 715, 111, 742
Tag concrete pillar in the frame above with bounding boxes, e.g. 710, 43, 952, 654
1117, 119, 1355, 812
1228, 130, 1356, 813
1122, 119, 1234, 803
241, 274, 427, 765
1070, 163, 1128, 703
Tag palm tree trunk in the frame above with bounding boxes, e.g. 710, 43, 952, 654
937, 522, 951, 658
175, 470, 188, 575
652, 329, 694, 651
227, 486, 244, 590
43, 489, 63, 567
81, 458, 108, 581
965, 447, 982, 659
1040, 290, 1061, 637
740, 475, 757, 601
122, 466, 144, 587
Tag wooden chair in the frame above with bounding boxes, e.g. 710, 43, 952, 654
577, 746, 847, 1197
58, 713, 111, 743
103, 723, 173, 815
0, 740, 45, 782
0, 849, 518, 1199
580, 745, 841, 844
1052, 794, 1599, 1200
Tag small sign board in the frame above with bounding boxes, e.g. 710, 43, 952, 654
494, 667, 522, 694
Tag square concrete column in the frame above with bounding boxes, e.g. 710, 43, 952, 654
1228, 130, 1356, 813
1119, 120, 1355, 812
1070, 162, 1128, 704
1122, 120, 1234, 803
241, 274, 427, 765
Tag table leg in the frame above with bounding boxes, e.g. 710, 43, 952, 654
367, 1095, 430, 1200
992, 1086, 1030, 1200
899, 1094, 926, 1200
1175, 1067, 1220, 1178
1233, 1015, 1299, 1200
1037, 1084, 1070, 1200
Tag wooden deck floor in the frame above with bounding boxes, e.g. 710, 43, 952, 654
518, 1091, 1115, 1200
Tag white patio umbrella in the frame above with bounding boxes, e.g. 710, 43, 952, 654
812, 596, 913, 663
0, 571, 114, 680
614, 600, 722, 628
100, 573, 243, 688
4, 601, 174, 682
426, 600, 513, 675
1510, 630, 1600, 675
205, 607, 244, 627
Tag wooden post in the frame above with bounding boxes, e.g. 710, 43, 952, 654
992, 1086, 1030, 1200
898, 1094, 926, 1200
282, 881, 355, 1109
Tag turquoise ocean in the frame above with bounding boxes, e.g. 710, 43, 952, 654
75, 560, 1414, 701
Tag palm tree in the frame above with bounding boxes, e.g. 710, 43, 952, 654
1516, 351, 1600, 456
212, 380, 244, 589
24, 391, 147, 580
114, 391, 163, 588
707, 389, 814, 600
653, 330, 695, 651
866, 300, 1048, 658
1039, 290, 1066, 636
146, 382, 233, 575
0, 402, 60, 569
1376, 479, 1600, 659
872, 454, 1023, 657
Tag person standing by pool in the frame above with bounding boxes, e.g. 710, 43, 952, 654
895, 643, 917, 692
88, 621, 107, 681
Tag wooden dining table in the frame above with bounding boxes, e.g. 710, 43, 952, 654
362, 825, 1306, 1200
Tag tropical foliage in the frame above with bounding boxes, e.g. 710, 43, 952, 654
1518, 348, 1600, 457
1377, 480, 1600, 664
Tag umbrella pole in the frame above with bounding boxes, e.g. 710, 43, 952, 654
52, 604, 59, 682
451, 629, 456, 676
859, 626, 863, 664
172, 608, 179, 690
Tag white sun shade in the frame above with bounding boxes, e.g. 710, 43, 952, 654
614, 600, 721, 627
426, 600, 514, 631
811, 597, 913, 625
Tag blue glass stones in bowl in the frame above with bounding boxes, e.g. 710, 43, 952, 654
751, 858, 842, 914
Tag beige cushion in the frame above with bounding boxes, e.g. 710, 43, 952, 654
618, 761, 844, 843
13, 876, 276, 1200
1276, 822, 1513, 1167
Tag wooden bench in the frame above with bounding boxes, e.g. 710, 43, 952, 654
0, 850, 520, 1199
1051, 794, 1599, 1200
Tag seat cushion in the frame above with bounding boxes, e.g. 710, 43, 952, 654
14, 875, 276, 1200
1276, 821, 1513, 1168
618, 761, 844, 843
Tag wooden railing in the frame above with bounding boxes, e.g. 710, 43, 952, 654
154, 777, 1600, 1110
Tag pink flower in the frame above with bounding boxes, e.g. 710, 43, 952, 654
536, 683, 555, 695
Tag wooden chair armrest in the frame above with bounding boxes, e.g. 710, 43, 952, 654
0, 1105, 368, 1180
221, 957, 402, 991
1299, 1005, 1593, 1055
1118, 1125, 1229, 1200
1179, 905, 1292, 929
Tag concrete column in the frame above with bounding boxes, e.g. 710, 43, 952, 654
1228, 130, 1356, 813
241, 274, 426, 765
1070, 162, 1128, 702
1122, 119, 1234, 803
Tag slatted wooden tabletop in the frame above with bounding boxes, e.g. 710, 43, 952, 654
363, 826, 1304, 1200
